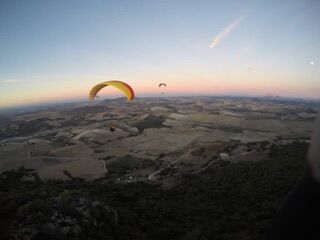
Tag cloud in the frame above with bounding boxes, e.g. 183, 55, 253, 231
0, 79, 31, 84
209, 16, 246, 49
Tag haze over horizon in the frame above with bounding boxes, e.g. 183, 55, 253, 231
1, 0, 320, 108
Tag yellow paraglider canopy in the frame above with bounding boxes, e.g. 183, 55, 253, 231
88, 80, 134, 101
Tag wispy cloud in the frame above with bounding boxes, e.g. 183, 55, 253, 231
209, 15, 246, 49
0, 79, 31, 84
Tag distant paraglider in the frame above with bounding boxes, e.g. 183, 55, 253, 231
159, 83, 167, 95
89, 80, 134, 101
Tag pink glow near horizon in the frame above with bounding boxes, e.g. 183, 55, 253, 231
1, 74, 319, 108
5, 87, 318, 109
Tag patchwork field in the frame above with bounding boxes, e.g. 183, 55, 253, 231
0, 96, 318, 182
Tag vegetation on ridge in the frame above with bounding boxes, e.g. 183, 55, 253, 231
0, 143, 307, 240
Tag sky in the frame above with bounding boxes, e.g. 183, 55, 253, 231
1, 0, 320, 108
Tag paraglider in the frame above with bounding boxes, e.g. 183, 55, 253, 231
159, 83, 167, 95
89, 80, 134, 101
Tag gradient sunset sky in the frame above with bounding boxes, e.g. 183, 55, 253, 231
1, 0, 320, 108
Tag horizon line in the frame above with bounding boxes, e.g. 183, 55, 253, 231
1, 94, 320, 113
